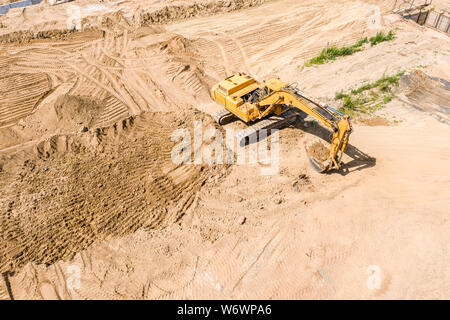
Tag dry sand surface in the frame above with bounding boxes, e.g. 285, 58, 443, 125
0, 0, 449, 299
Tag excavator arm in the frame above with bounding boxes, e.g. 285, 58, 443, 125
256, 88, 353, 172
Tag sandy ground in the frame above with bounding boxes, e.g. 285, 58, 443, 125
0, 0, 449, 299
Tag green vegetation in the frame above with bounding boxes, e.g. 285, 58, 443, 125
369, 30, 395, 46
335, 71, 405, 117
303, 30, 396, 67
303, 38, 368, 67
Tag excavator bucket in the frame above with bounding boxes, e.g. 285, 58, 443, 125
308, 157, 329, 173
304, 139, 331, 174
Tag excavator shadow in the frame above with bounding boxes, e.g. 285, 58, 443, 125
290, 118, 376, 175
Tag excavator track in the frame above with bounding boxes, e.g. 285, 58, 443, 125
214, 109, 236, 125
235, 109, 298, 146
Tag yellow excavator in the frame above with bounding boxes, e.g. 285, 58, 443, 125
211, 73, 353, 173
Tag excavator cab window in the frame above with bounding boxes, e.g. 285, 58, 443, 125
240, 86, 273, 103
262, 86, 272, 97
241, 88, 261, 103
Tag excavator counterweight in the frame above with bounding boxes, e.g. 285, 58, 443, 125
211, 73, 353, 173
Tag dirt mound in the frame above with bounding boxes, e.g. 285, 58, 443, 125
141, 0, 267, 25
54, 95, 104, 131
0, 111, 230, 274
399, 70, 450, 125
0, 20, 217, 169
160, 35, 191, 54
399, 70, 437, 93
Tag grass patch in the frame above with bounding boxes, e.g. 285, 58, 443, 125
334, 71, 404, 118
369, 30, 395, 46
383, 94, 394, 104
304, 38, 368, 67
302, 30, 395, 68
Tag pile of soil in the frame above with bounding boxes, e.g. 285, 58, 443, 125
399, 70, 450, 125
54, 95, 104, 130
399, 70, 437, 93
307, 141, 329, 162
0, 111, 229, 274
